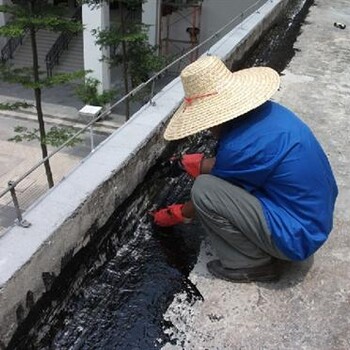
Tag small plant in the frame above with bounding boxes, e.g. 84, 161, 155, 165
75, 78, 116, 106
0, 101, 33, 110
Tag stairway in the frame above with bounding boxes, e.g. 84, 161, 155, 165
53, 32, 84, 74
9, 30, 84, 75
10, 30, 60, 72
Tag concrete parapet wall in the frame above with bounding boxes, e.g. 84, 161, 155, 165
0, 0, 288, 346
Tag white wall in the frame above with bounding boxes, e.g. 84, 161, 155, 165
0, 0, 9, 50
82, 2, 111, 93
142, 0, 161, 47
200, 0, 265, 40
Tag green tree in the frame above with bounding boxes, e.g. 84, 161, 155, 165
0, 0, 85, 188
84, 0, 164, 119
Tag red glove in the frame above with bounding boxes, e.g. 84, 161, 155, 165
180, 153, 204, 178
152, 204, 185, 227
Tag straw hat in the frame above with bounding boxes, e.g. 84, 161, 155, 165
164, 55, 280, 140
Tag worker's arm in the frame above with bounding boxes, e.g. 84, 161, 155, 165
182, 200, 195, 219
200, 157, 216, 175
179, 154, 216, 177
152, 200, 195, 227
152, 156, 215, 227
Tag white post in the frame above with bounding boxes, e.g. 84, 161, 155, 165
142, 0, 161, 48
0, 1, 7, 50
82, 2, 111, 94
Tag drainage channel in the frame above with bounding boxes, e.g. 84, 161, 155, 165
8, 0, 313, 348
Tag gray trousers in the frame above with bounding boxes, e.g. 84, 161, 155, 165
191, 175, 288, 269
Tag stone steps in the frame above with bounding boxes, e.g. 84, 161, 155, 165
9, 30, 84, 75
10, 30, 60, 69
54, 33, 84, 74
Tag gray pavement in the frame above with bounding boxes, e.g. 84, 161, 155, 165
163, 1, 350, 349
0, 74, 129, 235
0, 93, 126, 131
0, 105, 119, 235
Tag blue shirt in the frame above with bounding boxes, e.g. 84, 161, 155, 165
211, 101, 338, 260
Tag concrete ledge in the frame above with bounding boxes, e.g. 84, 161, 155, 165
0, 0, 288, 346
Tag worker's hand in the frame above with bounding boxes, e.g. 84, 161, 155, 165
151, 204, 185, 227
172, 153, 204, 178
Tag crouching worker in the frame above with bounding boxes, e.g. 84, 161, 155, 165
152, 56, 338, 282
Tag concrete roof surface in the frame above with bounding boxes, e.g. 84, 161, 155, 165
163, 1, 350, 349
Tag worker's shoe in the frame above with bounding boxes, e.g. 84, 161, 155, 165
207, 260, 279, 283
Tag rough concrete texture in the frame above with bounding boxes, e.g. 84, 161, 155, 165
0, 0, 289, 346
0, 78, 182, 346
163, 1, 350, 349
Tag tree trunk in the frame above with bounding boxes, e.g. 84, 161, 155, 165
120, 2, 130, 119
29, 26, 54, 188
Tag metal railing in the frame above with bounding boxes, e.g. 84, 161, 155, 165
0, 0, 268, 229
1, 34, 26, 63
45, 7, 82, 77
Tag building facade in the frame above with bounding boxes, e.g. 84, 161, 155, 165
0, 0, 267, 93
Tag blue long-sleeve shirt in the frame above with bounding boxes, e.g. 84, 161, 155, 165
211, 101, 338, 260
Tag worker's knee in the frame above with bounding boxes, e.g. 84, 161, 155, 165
191, 174, 218, 211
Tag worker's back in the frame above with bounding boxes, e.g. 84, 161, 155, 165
212, 101, 338, 260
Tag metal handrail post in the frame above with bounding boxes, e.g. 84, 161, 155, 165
89, 125, 95, 152
8, 181, 31, 228
149, 80, 156, 106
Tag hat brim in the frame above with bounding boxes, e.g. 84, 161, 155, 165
164, 67, 280, 141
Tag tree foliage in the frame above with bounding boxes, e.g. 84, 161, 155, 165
88, 0, 164, 118
0, 0, 86, 188
9, 125, 82, 147
0, 1, 83, 35
95, 23, 164, 88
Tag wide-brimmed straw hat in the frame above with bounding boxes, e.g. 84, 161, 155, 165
164, 55, 280, 140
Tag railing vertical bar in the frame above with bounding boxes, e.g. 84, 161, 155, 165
8, 182, 32, 228
90, 125, 95, 152
149, 80, 156, 106
8, 182, 23, 223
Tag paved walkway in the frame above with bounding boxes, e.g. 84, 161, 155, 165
0, 94, 126, 132
0, 87, 128, 235
0, 92, 127, 235
0, 140, 82, 233
163, 1, 350, 349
